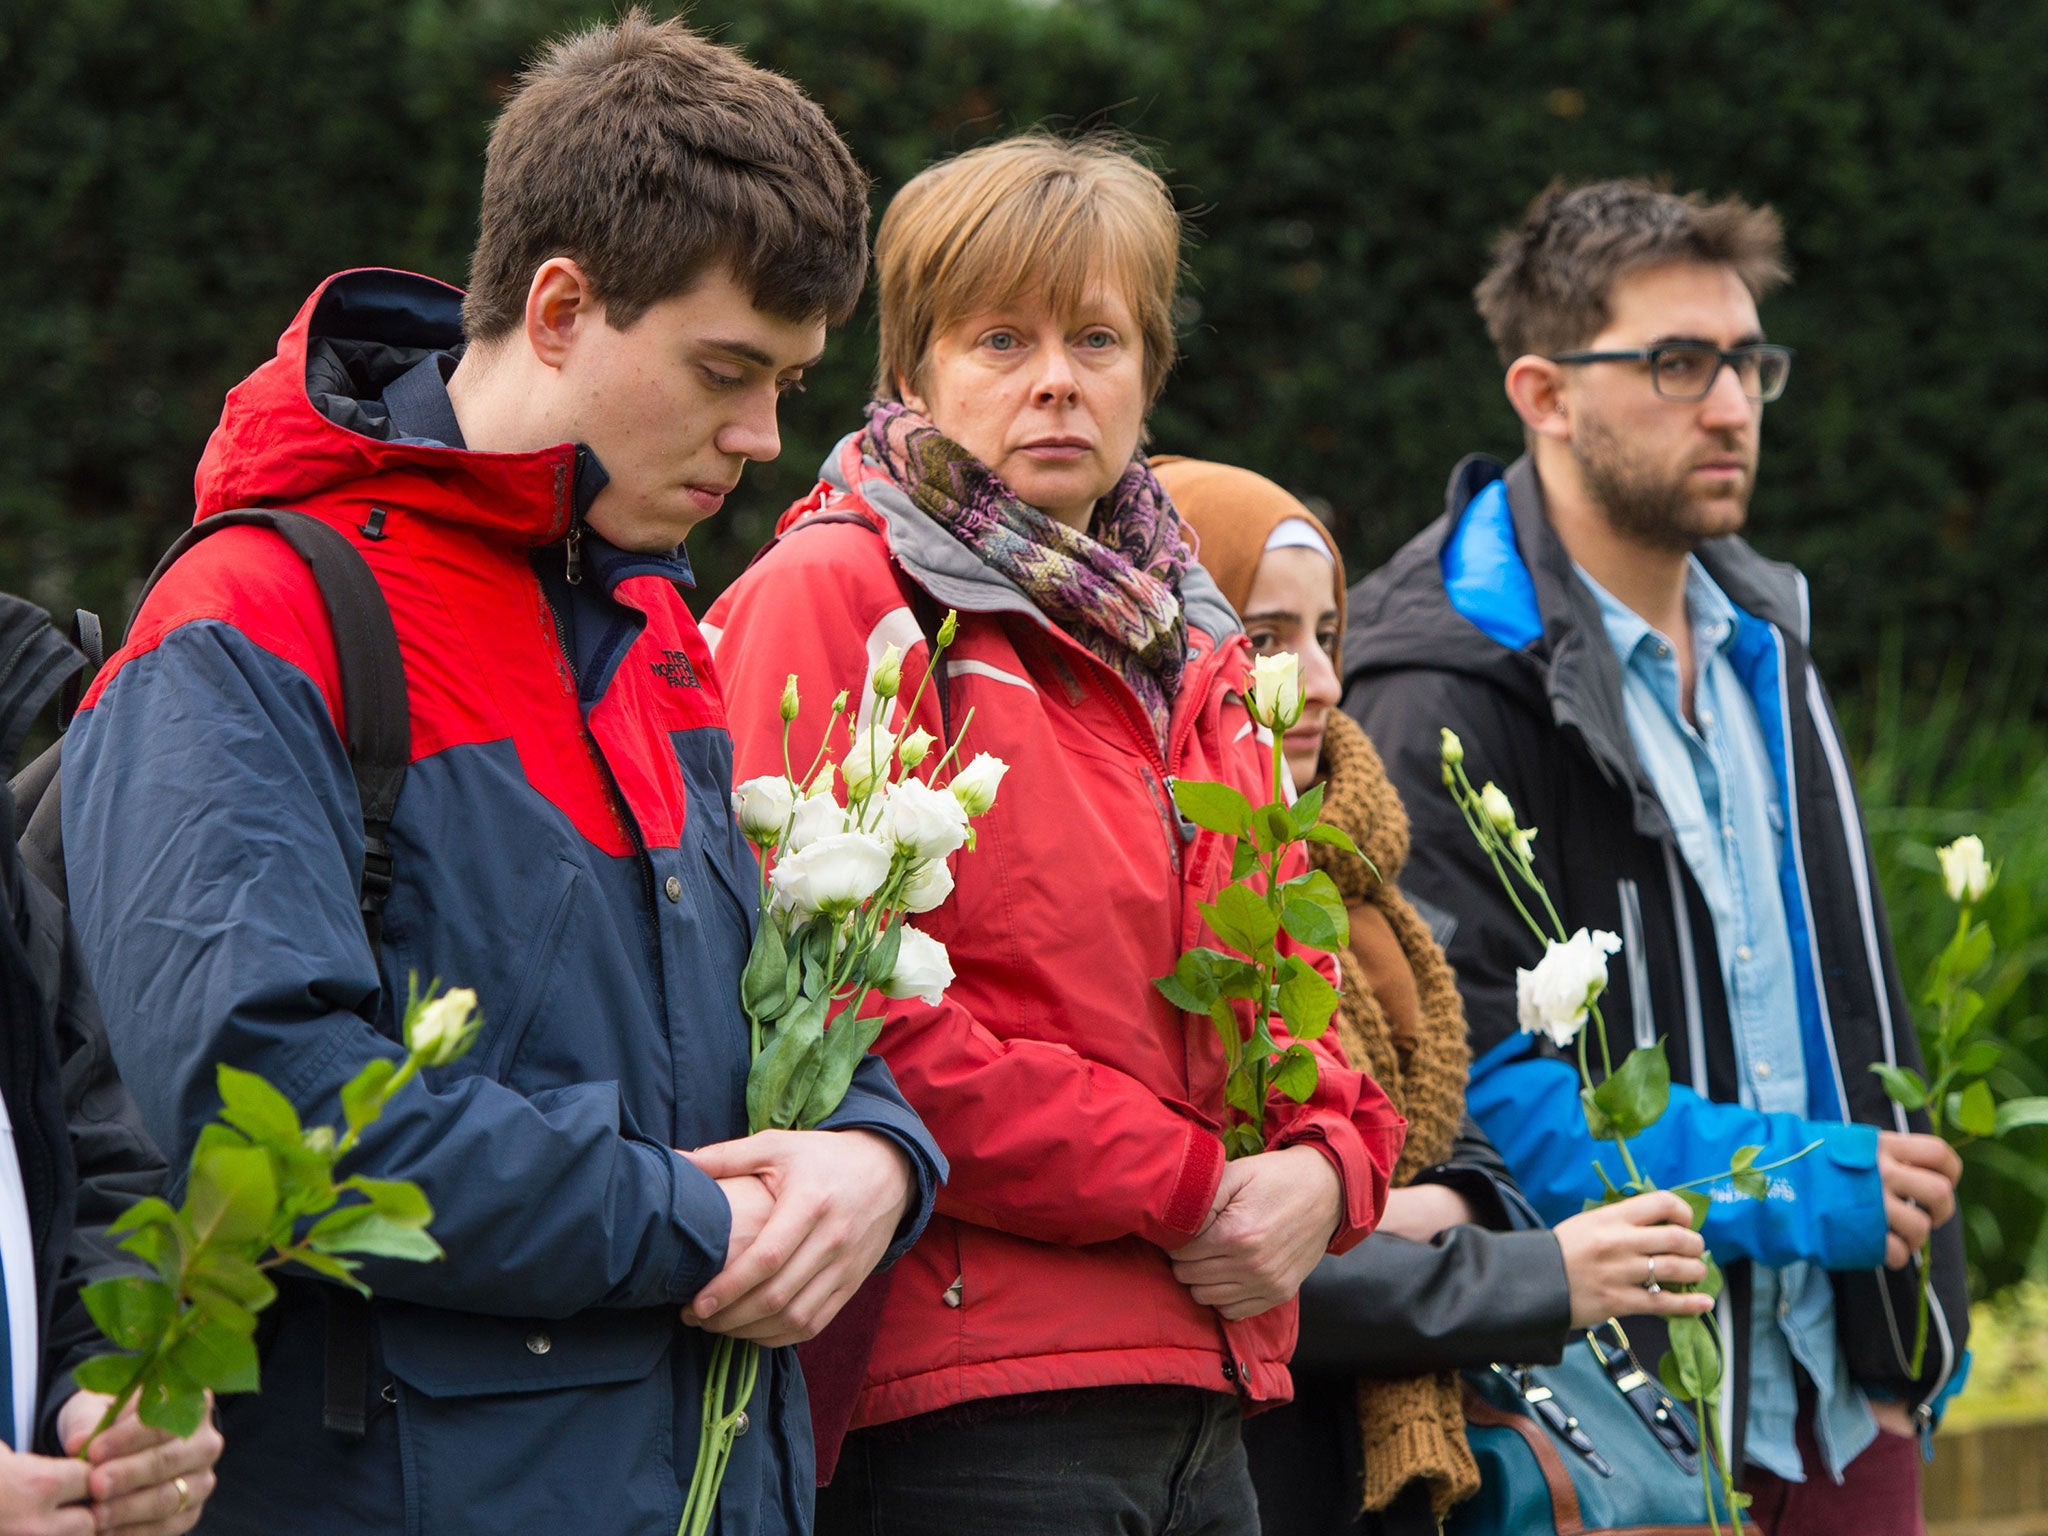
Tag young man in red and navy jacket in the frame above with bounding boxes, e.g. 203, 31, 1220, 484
58, 18, 942, 1535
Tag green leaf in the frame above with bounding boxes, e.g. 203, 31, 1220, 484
188, 1248, 276, 1312
1276, 955, 1339, 1042
341, 1058, 399, 1137
1288, 782, 1327, 836
746, 989, 827, 1132
1663, 1312, 1721, 1400
1155, 974, 1209, 1013
1657, 1351, 1695, 1402
216, 1063, 302, 1148
73, 1352, 146, 1397
1731, 1145, 1761, 1173
1677, 1189, 1711, 1230
1994, 1096, 2048, 1136
1217, 960, 1267, 1001
340, 1176, 433, 1225
1869, 1062, 1929, 1110
1274, 1043, 1320, 1102
288, 1249, 369, 1295
308, 1207, 445, 1262
1301, 821, 1363, 858
83, 1276, 175, 1352
1229, 842, 1259, 881
863, 919, 903, 991
107, 1196, 181, 1240
135, 1375, 212, 1439
740, 919, 789, 1019
795, 1009, 887, 1130
1276, 869, 1348, 950
1700, 1252, 1725, 1300
168, 1313, 262, 1394
1958, 1079, 1998, 1138
1580, 1085, 1615, 1141
1954, 1039, 2001, 1078
1203, 884, 1281, 957
1209, 1001, 1243, 1065
1253, 804, 1295, 853
1589, 1042, 1670, 1140
1943, 989, 1986, 1050
1223, 1122, 1265, 1160
184, 1144, 279, 1249
1954, 921, 1993, 978
1732, 1169, 1769, 1201
1224, 1067, 1262, 1115
1170, 779, 1253, 838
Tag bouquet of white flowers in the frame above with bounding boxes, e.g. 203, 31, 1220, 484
683, 612, 1004, 1535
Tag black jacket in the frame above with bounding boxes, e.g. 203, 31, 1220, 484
1245, 1121, 1570, 1535
1341, 455, 1967, 1464
0, 595, 167, 1449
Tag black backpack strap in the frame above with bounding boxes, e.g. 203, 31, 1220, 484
136, 509, 410, 947
55, 609, 103, 728
757, 509, 954, 740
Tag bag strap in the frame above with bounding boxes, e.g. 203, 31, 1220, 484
1464, 1380, 1588, 1536
135, 510, 410, 947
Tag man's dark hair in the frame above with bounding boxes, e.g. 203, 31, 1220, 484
1474, 179, 1789, 364
463, 9, 871, 341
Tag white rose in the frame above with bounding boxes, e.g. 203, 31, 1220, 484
407, 987, 482, 1068
1937, 835, 1993, 905
882, 778, 971, 862
731, 775, 797, 846
881, 925, 954, 1006
783, 788, 848, 853
899, 857, 955, 914
1515, 929, 1622, 1048
1247, 651, 1305, 731
1479, 781, 1519, 836
769, 831, 892, 917
843, 726, 899, 800
949, 753, 1009, 817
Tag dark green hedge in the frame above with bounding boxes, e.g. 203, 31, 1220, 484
8, 0, 2047, 694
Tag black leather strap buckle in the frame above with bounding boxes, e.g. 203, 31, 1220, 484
1586, 1320, 1700, 1472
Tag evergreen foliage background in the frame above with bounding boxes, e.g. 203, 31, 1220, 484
9, 0, 2048, 1291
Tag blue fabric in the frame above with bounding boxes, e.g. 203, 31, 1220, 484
1467, 1038, 1883, 1272
377, 352, 467, 450
1440, 478, 1543, 650
1577, 562, 1874, 1482
63, 583, 941, 1535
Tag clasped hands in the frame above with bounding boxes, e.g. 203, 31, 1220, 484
677, 1129, 913, 1349
0, 1388, 223, 1536
1169, 1143, 1344, 1321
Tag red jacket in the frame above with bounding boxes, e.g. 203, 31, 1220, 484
705, 435, 1404, 1434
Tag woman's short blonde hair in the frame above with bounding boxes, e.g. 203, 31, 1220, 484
875, 132, 1183, 406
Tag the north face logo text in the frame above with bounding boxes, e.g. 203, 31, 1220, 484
651, 650, 701, 688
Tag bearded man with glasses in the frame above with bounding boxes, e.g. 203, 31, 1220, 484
1344, 180, 1965, 1535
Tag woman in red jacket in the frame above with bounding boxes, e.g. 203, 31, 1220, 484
707, 132, 1403, 1535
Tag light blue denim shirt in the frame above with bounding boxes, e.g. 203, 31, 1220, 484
1579, 558, 1877, 1483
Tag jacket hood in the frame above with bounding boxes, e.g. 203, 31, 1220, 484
811, 430, 1242, 647
192, 269, 577, 546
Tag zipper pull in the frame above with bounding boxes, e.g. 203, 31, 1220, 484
1163, 775, 1197, 843
565, 518, 584, 586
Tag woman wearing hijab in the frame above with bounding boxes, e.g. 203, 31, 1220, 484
707, 137, 1405, 1535
1159, 457, 1715, 1535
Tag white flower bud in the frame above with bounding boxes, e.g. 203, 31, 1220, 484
872, 644, 903, 700
1440, 728, 1464, 766
1515, 930, 1621, 1048
898, 727, 937, 770
768, 831, 892, 917
1938, 835, 1993, 905
1479, 782, 1519, 836
843, 726, 899, 800
899, 858, 955, 914
935, 610, 958, 648
949, 753, 1009, 817
731, 775, 797, 846
1247, 651, 1306, 731
881, 925, 955, 1006
882, 778, 971, 862
830, 689, 851, 717
407, 987, 482, 1068
779, 674, 800, 722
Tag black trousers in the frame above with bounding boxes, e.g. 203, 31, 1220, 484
816, 1387, 1260, 1536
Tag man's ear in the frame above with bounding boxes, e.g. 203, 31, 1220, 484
1504, 355, 1572, 445
524, 258, 598, 371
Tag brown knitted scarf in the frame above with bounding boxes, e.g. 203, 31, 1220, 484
1310, 710, 1480, 1520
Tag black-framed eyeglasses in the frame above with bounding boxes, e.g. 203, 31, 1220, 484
1547, 342, 1795, 403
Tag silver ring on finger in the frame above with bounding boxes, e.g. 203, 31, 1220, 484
1643, 1255, 1661, 1294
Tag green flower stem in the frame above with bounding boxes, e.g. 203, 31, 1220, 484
1664, 1140, 1827, 1196
918, 705, 979, 787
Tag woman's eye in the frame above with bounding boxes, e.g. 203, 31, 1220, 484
1248, 631, 1280, 653
1082, 331, 1115, 350
703, 369, 743, 390
1318, 630, 1340, 659
985, 333, 1017, 352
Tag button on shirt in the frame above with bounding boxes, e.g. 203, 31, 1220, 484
1580, 559, 1876, 1484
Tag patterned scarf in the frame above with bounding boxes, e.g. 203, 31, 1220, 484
862, 400, 1190, 748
